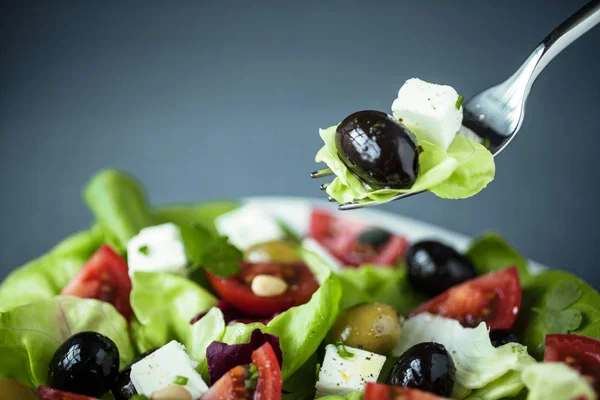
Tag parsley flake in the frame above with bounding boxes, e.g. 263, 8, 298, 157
173, 375, 188, 385
138, 244, 150, 256
335, 341, 354, 359
456, 95, 464, 110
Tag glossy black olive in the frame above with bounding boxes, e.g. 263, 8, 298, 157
490, 330, 520, 348
112, 348, 157, 400
406, 240, 477, 297
335, 110, 419, 189
357, 227, 392, 248
48, 331, 120, 398
386, 342, 455, 397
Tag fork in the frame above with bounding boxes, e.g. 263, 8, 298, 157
311, 0, 600, 211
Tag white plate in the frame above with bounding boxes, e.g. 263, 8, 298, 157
242, 196, 546, 273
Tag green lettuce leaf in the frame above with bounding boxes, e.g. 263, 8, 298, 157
316, 125, 494, 204
0, 227, 104, 311
337, 266, 426, 316
466, 232, 530, 278
464, 370, 526, 400
156, 202, 240, 235
319, 393, 363, 400
188, 308, 226, 382
522, 362, 595, 400
85, 169, 160, 252
282, 353, 319, 400
515, 270, 600, 359
192, 248, 342, 381
0, 296, 134, 388
130, 271, 217, 353
393, 313, 535, 398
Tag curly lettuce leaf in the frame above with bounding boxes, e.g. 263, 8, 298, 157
316, 125, 494, 203
319, 393, 363, 400
464, 370, 526, 400
130, 271, 217, 353
393, 313, 535, 398
522, 362, 595, 400
192, 248, 342, 381
515, 270, 600, 359
337, 266, 426, 316
0, 227, 104, 311
0, 296, 134, 388
188, 308, 226, 382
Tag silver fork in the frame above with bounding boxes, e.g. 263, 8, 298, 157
312, 0, 600, 211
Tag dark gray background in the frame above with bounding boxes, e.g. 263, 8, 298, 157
1, 1, 599, 287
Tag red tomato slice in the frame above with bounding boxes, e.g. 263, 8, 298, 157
202, 343, 282, 400
37, 387, 98, 400
545, 334, 600, 394
410, 266, 522, 330
364, 383, 450, 400
252, 342, 282, 400
207, 262, 319, 317
61, 245, 133, 320
309, 208, 407, 267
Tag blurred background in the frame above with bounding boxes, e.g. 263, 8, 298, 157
1, 0, 599, 286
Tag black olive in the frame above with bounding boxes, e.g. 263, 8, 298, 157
386, 342, 455, 397
335, 110, 419, 189
357, 227, 392, 248
406, 240, 477, 297
112, 348, 158, 400
48, 331, 120, 397
489, 330, 520, 348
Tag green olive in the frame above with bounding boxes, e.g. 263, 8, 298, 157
327, 302, 402, 355
0, 378, 38, 400
244, 240, 302, 264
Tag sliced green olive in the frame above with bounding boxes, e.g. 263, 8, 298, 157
244, 240, 302, 264
327, 302, 402, 355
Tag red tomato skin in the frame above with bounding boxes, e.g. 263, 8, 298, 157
61, 245, 133, 320
252, 342, 282, 400
200, 365, 249, 400
364, 382, 450, 399
37, 386, 99, 400
410, 266, 522, 330
309, 208, 407, 267
545, 334, 600, 395
207, 262, 319, 317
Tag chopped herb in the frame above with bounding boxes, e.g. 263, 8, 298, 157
532, 282, 584, 334
245, 364, 259, 389
179, 223, 242, 278
173, 375, 188, 385
315, 362, 321, 379
138, 244, 149, 255
335, 341, 354, 359
456, 95, 464, 109
249, 364, 259, 380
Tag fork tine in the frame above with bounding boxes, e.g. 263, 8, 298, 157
320, 182, 330, 191
327, 196, 336, 202
337, 191, 424, 210
311, 168, 333, 179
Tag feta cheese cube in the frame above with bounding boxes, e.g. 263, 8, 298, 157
130, 340, 209, 399
215, 204, 284, 250
127, 223, 188, 277
391, 78, 463, 150
301, 237, 342, 272
315, 344, 386, 397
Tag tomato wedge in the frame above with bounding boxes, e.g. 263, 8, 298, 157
410, 266, 522, 330
61, 245, 133, 320
202, 343, 282, 400
364, 383, 450, 399
545, 334, 600, 394
309, 208, 407, 267
252, 342, 282, 400
207, 262, 319, 317
37, 387, 98, 400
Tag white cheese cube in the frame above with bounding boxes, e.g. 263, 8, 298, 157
130, 340, 209, 399
315, 344, 386, 397
127, 223, 188, 277
215, 204, 284, 250
301, 237, 343, 272
391, 78, 463, 150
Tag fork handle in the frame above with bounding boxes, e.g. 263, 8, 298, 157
512, 0, 600, 96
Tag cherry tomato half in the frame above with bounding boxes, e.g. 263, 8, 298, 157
37, 387, 98, 400
207, 262, 319, 317
61, 245, 133, 320
545, 334, 600, 394
309, 208, 407, 267
410, 266, 522, 330
364, 383, 450, 400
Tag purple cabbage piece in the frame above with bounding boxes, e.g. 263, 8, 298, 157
206, 329, 283, 384
190, 300, 279, 325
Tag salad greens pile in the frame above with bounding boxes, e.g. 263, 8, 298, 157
0, 169, 599, 400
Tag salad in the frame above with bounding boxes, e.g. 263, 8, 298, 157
314, 78, 496, 204
1, 169, 599, 400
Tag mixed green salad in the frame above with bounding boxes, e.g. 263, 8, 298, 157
1, 169, 599, 400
